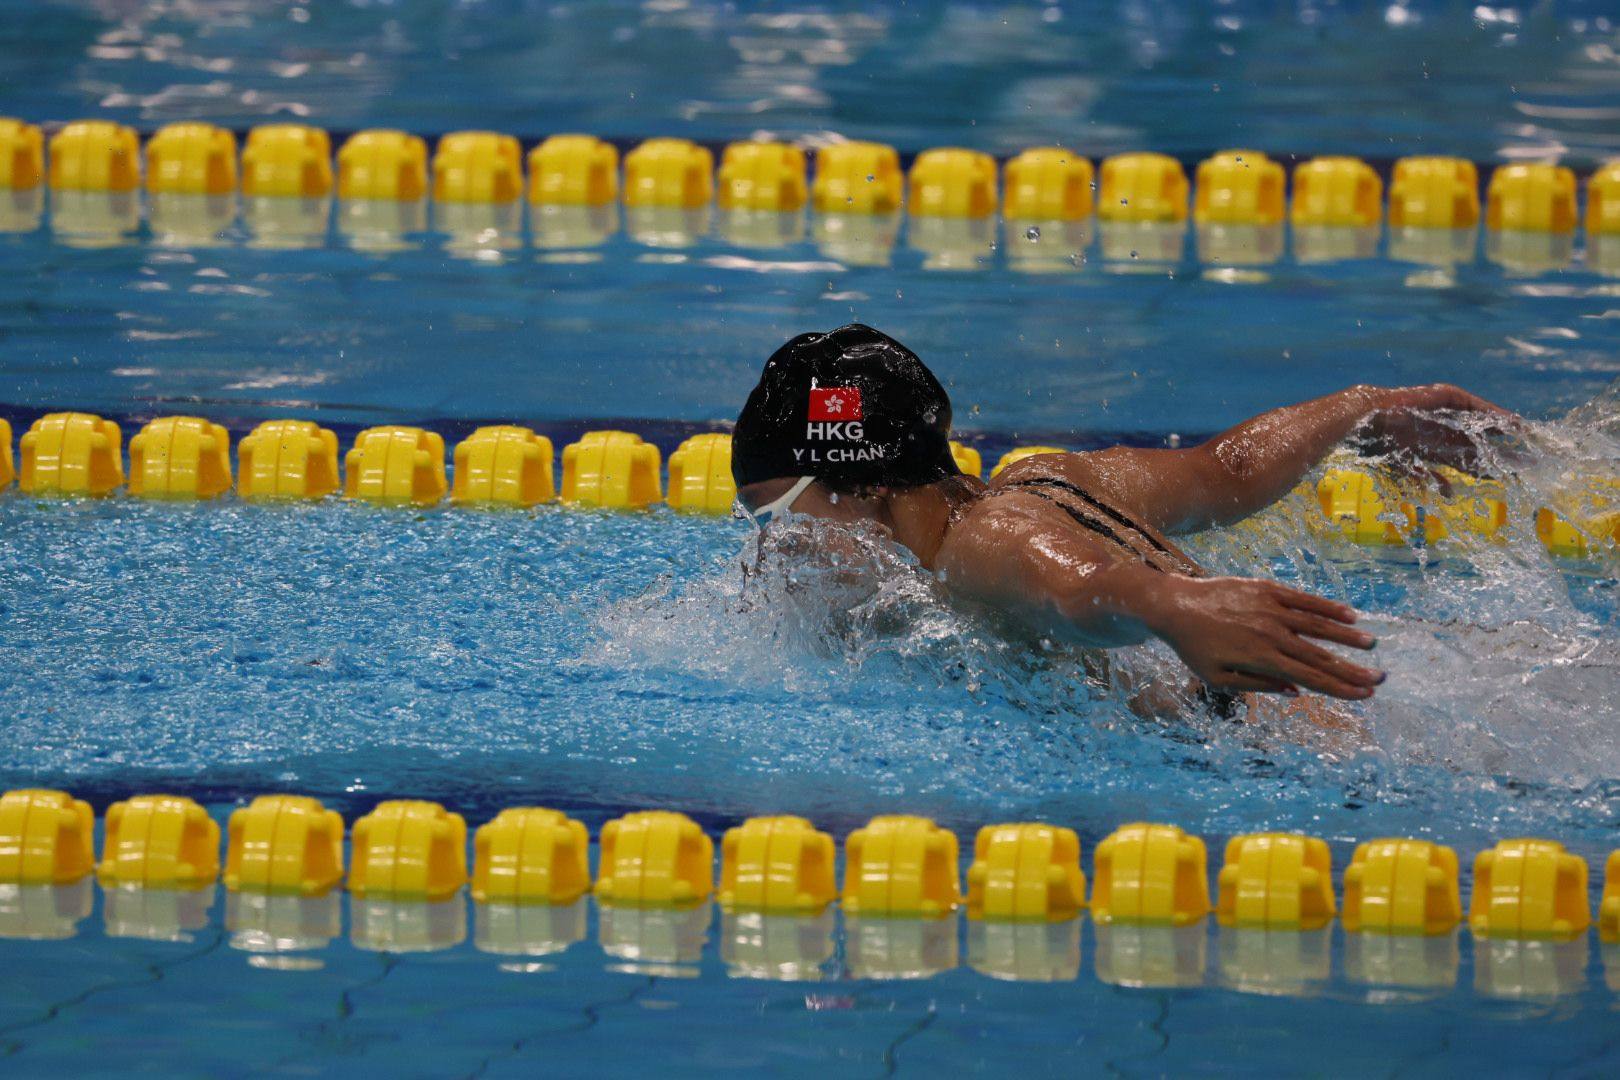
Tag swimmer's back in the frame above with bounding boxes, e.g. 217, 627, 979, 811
965, 452, 1201, 576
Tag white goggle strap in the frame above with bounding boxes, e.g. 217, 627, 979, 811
745, 475, 817, 528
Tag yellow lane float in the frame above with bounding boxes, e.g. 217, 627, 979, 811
19, 412, 123, 496
98, 794, 220, 890
719, 815, 837, 915
223, 794, 345, 896
49, 120, 140, 192
349, 800, 469, 901
667, 432, 735, 514
237, 419, 341, 501
344, 425, 447, 506
1215, 832, 1336, 931
452, 425, 555, 508
966, 822, 1086, 922
811, 141, 903, 214
1091, 822, 1210, 926
842, 815, 960, 918
128, 416, 232, 500
241, 124, 333, 199
0, 789, 95, 885
337, 129, 429, 201
561, 429, 662, 509
1098, 152, 1189, 223
596, 810, 714, 907
145, 122, 238, 196
528, 134, 619, 206
472, 807, 591, 905
1342, 838, 1461, 936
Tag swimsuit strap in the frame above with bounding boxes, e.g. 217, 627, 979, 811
999, 477, 1180, 560
992, 485, 1178, 573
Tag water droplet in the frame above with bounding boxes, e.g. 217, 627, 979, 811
1025, 226, 1041, 241
1129, 250, 1139, 258
865, 174, 874, 182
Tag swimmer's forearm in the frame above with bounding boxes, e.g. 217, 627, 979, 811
1047, 561, 1190, 647
1189, 385, 1395, 525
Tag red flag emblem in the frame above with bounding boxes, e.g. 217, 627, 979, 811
809, 386, 862, 421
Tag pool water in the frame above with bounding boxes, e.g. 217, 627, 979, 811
4, 1, 1620, 1075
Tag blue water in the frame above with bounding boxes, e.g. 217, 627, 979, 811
4, 1, 1620, 1075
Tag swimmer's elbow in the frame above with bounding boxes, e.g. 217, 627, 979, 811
1046, 565, 1165, 648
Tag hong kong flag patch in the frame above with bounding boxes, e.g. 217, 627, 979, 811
808, 386, 862, 422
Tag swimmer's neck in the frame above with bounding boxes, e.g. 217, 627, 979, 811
884, 475, 986, 569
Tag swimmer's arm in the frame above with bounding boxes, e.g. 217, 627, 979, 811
1075, 384, 1514, 534
938, 508, 1384, 700
937, 510, 1175, 648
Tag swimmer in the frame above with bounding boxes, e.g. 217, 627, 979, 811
733, 324, 1516, 707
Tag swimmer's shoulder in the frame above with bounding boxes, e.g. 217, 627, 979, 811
942, 456, 1118, 565
984, 451, 1112, 497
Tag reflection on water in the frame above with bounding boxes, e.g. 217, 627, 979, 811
1005, 218, 1091, 274
599, 903, 709, 976
1389, 226, 1477, 269
243, 196, 330, 249
1487, 229, 1576, 276
475, 898, 588, 958
351, 895, 469, 953
967, 919, 1082, 983
226, 891, 340, 955
50, 190, 140, 247
1293, 225, 1379, 265
149, 193, 236, 248
845, 916, 957, 980
533, 204, 617, 251
1098, 220, 1185, 269
626, 206, 711, 249
104, 883, 215, 942
1218, 927, 1333, 997
908, 216, 996, 271
0, 881, 93, 941
717, 209, 805, 250
0, 187, 43, 234
1093, 922, 1207, 989
1343, 929, 1459, 992
438, 202, 524, 261
813, 211, 900, 266
1474, 936, 1588, 1000
1196, 222, 1283, 272
338, 197, 428, 252
720, 910, 835, 981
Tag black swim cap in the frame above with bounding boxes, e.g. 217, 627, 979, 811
733, 324, 960, 492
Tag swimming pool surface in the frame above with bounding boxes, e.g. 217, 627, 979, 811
4, 1, 1620, 1075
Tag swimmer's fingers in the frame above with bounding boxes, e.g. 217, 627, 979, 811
1282, 611, 1376, 650
1216, 671, 1299, 695
1277, 635, 1385, 691
1267, 583, 1358, 624
1248, 652, 1376, 701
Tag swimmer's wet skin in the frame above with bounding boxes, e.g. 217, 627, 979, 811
734, 324, 1517, 704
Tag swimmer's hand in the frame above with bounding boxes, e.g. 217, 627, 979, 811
1357, 384, 1521, 473
1145, 576, 1383, 701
